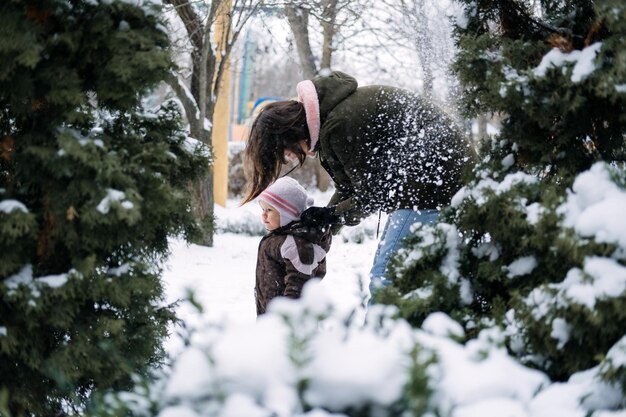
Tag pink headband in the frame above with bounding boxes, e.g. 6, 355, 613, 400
296, 80, 321, 152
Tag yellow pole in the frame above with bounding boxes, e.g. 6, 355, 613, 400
211, 0, 232, 207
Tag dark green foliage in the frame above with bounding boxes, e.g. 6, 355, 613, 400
512, 278, 626, 380
453, 0, 626, 179
380, 0, 626, 387
0, 0, 210, 415
378, 221, 473, 332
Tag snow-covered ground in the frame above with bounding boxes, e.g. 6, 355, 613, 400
162, 190, 382, 354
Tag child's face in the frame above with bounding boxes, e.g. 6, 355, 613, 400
259, 200, 281, 231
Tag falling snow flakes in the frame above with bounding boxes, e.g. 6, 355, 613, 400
0, 199, 28, 213
534, 42, 603, 83
453, 2, 477, 30
97, 189, 134, 214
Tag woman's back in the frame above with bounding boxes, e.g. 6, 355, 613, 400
315, 74, 476, 213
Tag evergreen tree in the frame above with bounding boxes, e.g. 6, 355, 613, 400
378, 0, 626, 388
0, 0, 210, 415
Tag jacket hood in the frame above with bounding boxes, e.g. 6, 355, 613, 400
311, 71, 358, 123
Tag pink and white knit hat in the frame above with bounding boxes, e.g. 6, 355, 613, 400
296, 80, 321, 152
258, 177, 314, 227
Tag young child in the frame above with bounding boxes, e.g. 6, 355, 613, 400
255, 177, 332, 316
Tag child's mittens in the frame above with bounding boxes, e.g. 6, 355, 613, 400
300, 206, 343, 228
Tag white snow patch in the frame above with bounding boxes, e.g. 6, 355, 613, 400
36, 273, 68, 288
164, 347, 214, 400
97, 188, 132, 214
507, 256, 538, 278
534, 43, 602, 83
563, 257, 626, 309
0, 199, 28, 213
502, 153, 515, 169
423, 312, 465, 338
183, 137, 211, 159
107, 264, 131, 277
550, 318, 571, 349
453, 171, 537, 207
559, 162, 626, 250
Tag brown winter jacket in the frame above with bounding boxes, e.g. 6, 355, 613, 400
312, 71, 478, 225
255, 222, 332, 316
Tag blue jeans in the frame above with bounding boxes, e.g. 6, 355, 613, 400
369, 209, 439, 298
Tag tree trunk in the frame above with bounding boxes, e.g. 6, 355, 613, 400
320, 0, 338, 70
285, 5, 317, 79
189, 129, 215, 247
190, 172, 214, 246
164, 73, 215, 247
314, 159, 331, 191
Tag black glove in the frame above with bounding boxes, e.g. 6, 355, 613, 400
300, 206, 342, 228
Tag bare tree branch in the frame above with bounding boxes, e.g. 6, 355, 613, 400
164, 0, 204, 48
164, 71, 202, 137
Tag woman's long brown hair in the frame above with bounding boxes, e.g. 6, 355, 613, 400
241, 100, 309, 204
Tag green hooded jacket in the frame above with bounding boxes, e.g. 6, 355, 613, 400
312, 71, 477, 225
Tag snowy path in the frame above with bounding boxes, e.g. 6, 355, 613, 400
163, 235, 260, 326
